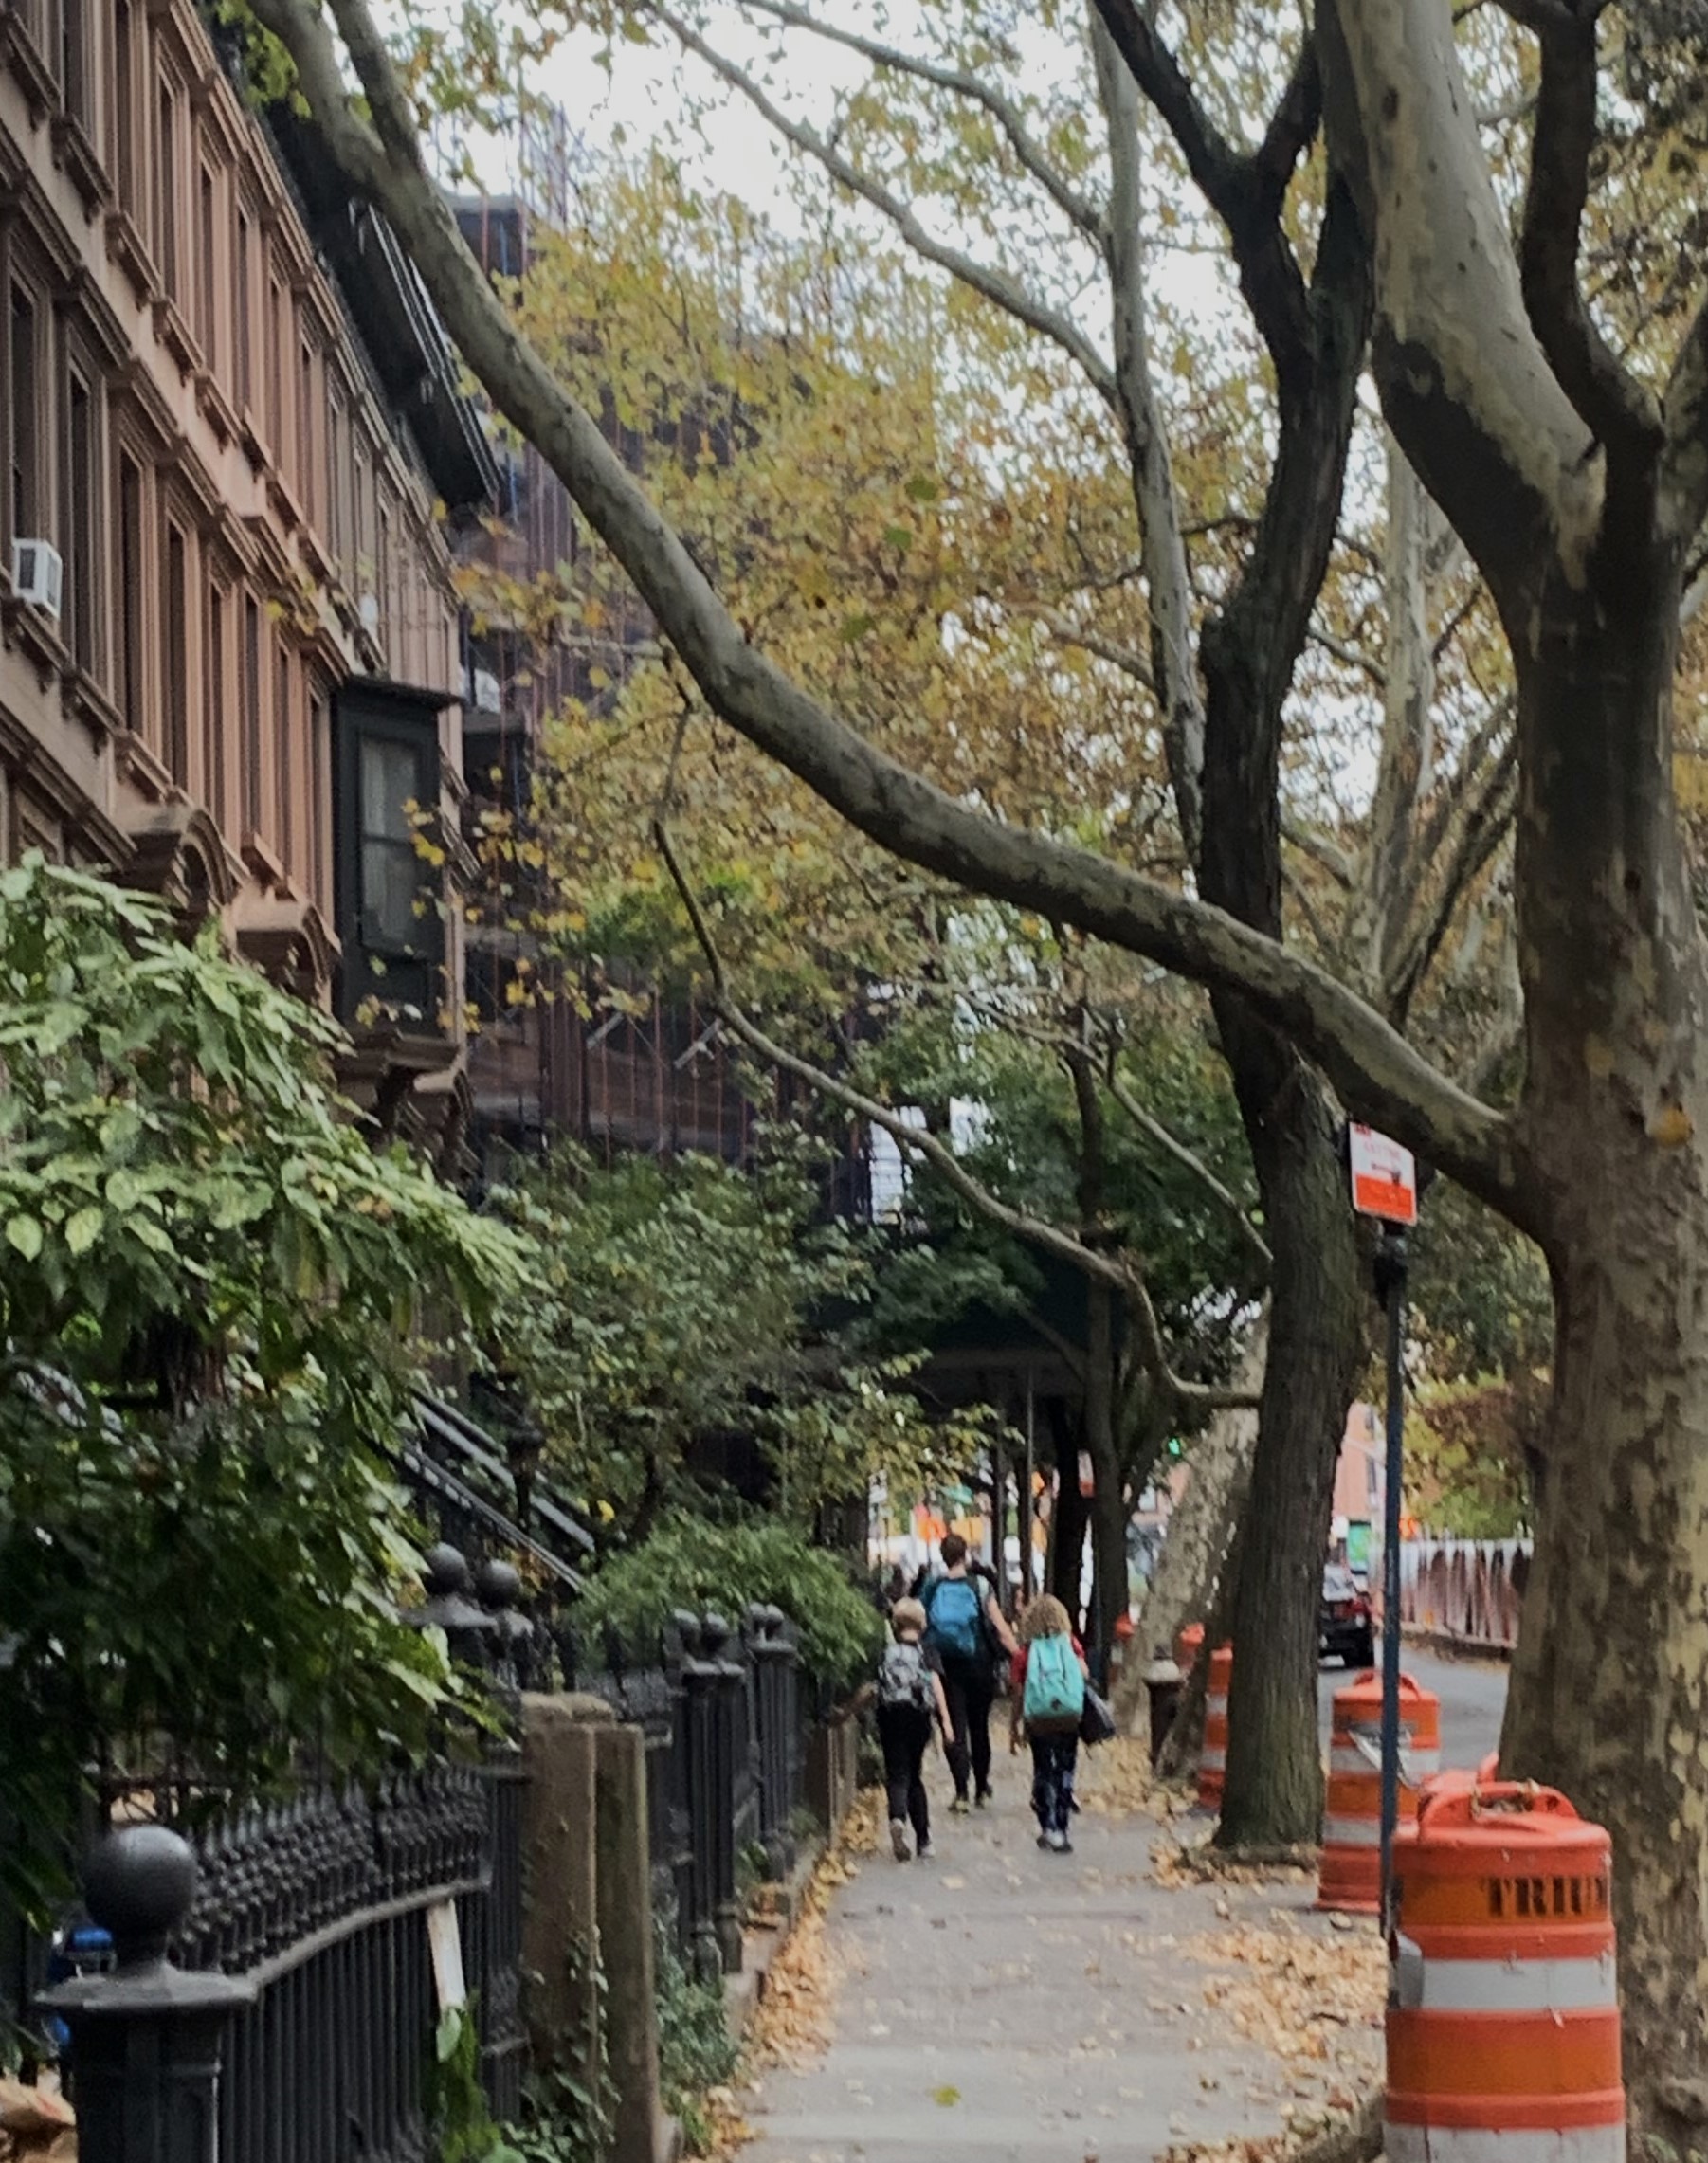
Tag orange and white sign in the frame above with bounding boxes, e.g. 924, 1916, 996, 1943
1348, 1123, 1418, 1225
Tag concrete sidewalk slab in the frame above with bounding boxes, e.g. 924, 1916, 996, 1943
736, 1745, 1380, 2163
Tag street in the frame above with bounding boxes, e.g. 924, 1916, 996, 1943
1317, 1641, 1508, 1772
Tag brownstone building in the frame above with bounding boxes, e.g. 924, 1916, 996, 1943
0, 0, 494, 1143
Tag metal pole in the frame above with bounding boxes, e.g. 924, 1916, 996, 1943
1022, 1371, 1036, 1602
1377, 1226, 1408, 1927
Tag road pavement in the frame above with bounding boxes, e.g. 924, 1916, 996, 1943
1316, 1640, 1508, 1772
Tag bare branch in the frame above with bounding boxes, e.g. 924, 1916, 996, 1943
657, 824, 1247, 1413
1281, 815, 1357, 892
1092, 0, 1314, 385
1385, 734, 1519, 1023
1308, 625, 1387, 690
1023, 609, 1155, 691
1090, 10, 1205, 851
723, 0, 1106, 243
1106, 1071, 1273, 1271
252, 0, 1521, 1219
1517, 7, 1662, 466
649, 4, 1118, 406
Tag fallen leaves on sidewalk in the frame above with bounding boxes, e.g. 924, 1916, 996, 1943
1078, 1737, 1192, 1820
1186, 1915, 1384, 2076
700, 1790, 881, 2159
1152, 1840, 1316, 1890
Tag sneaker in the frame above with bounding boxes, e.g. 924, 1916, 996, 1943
1046, 1827, 1069, 1853
916, 1839, 934, 1860
974, 1787, 993, 1809
949, 1794, 972, 1816
1036, 1832, 1051, 1849
890, 1818, 912, 1862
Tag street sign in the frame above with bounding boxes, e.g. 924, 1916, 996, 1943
1348, 1123, 1418, 1226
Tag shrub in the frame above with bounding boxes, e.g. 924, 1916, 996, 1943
576, 1513, 882, 1695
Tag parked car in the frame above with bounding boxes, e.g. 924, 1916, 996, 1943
1320, 1562, 1376, 1667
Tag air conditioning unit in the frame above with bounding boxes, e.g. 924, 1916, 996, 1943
11, 538, 63, 621
472, 667, 502, 716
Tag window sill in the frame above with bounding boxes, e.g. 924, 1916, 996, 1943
104, 208, 158, 305
1, 13, 57, 124
196, 370, 240, 449
153, 294, 201, 381
113, 727, 175, 805
52, 112, 111, 220
238, 408, 270, 474
267, 468, 305, 537
241, 829, 287, 889
63, 663, 120, 748
2, 595, 69, 689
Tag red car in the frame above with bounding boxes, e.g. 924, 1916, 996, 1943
1320, 1563, 1375, 1667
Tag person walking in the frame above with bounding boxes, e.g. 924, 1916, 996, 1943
920, 1533, 1019, 1813
875, 1597, 951, 1861
1009, 1594, 1089, 1853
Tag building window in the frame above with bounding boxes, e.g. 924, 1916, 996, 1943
63, 372, 97, 674
309, 682, 329, 914
328, 392, 350, 574
297, 335, 317, 523
156, 84, 179, 300
197, 166, 218, 368
62, 0, 88, 125
243, 595, 262, 833
205, 582, 227, 829
276, 642, 293, 866
9, 286, 39, 547
266, 277, 284, 461
163, 523, 189, 785
334, 685, 445, 1027
112, 1, 136, 208
117, 454, 144, 736
234, 211, 252, 412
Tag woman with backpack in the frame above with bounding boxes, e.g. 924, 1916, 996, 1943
919, 1535, 1020, 1813
875, 1597, 952, 1861
1009, 1594, 1089, 1853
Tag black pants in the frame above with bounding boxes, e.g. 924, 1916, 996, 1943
939, 1653, 994, 1801
877, 1704, 934, 1844
1029, 1732, 1079, 1834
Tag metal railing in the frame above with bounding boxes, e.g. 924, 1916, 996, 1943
1400, 1536, 1531, 1649
578, 1603, 813, 1983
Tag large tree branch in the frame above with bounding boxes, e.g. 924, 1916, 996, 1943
1105, 1070, 1273, 1273
1317, 0, 1601, 611
657, 825, 1250, 1414
1091, 0, 1315, 388
649, 4, 1118, 406
719, 0, 1106, 243
1663, 289, 1708, 545
1384, 741, 1518, 1024
1517, 6, 1662, 469
1090, 8, 1206, 856
249, 0, 1520, 1219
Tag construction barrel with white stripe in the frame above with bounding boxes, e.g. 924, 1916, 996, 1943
1317, 1668, 1441, 1914
1196, 1644, 1232, 1809
1386, 1780, 1625, 2163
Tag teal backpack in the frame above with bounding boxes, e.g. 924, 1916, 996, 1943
1023, 1633, 1085, 1733
923, 1575, 986, 1663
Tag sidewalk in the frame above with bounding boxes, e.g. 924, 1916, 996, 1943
732, 1741, 1382, 2163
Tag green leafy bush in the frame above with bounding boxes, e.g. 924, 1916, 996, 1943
0, 860, 532, 1916
654, 1910, 739, 2156
577, 1513, 882, 1694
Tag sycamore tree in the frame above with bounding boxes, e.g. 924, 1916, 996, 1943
249, 0, 1708, 2118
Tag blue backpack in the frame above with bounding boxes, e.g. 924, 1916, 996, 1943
924, 1575, 986, 1663
1023, 1633, 1085, 1732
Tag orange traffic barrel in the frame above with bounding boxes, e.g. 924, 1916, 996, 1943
1197, 1644, 1232, 1809
1317, 1670, 1440, 1913
1174, 1621, 1205, 1675
1386, 1782, 1623, 2163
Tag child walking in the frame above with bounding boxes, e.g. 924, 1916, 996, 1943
876, 1597, 952, 1861
1009, 1594, 1088, 1853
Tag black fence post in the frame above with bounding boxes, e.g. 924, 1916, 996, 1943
699, 1612, 747, 1976
745, 1605, 800, 1879
676, 1613, 724, 1983
38, 1826, 256, 2163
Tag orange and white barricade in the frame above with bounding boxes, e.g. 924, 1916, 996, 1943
1387, 1781, 1624, 2163
1317, 1669, 1440, 1913
1197, 1644, 1232, 1809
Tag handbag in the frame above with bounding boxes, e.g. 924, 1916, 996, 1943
1079, 1684, 1117, 1747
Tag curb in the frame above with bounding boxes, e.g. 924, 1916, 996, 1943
1400, 1623, 1514, 1665
724, 1833, 829, 2041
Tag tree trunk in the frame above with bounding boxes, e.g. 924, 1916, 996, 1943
1045, 1401, 1089, 1628
1215, 1039, 1367, 1848
1498, 573, 1708, 2133
1082, 1281, 1131, 1665
1132, 1316, 1267, 1662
